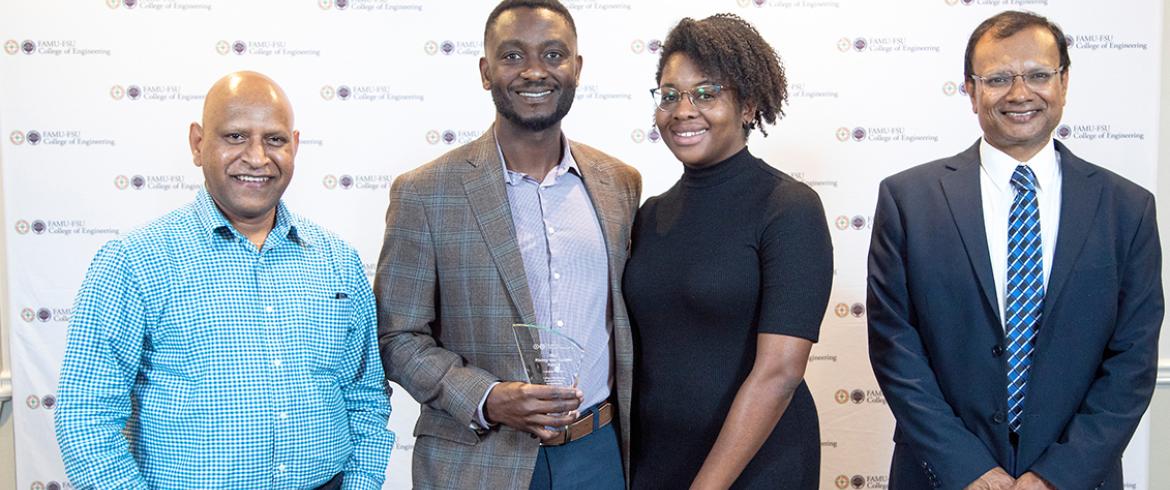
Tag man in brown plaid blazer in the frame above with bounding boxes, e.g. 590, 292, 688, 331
376, 1, 641, 488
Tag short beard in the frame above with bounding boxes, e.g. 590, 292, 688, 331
491, 83, 576, 132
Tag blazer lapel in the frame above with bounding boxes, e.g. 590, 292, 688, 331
461, 129, 537, 326
940, 141, 1002, 326
1039, 142, 1102, 327
572, 146, 621, 278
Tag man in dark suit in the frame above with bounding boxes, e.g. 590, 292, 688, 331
376, 1, 640, 488
867, 11, 1162, 490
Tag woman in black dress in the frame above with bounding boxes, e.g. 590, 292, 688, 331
624, 14, 832, 489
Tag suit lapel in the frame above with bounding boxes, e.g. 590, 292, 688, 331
1039, 142, 1102, 327
940, 141, 1002, 326
461, 129, 537, 326
572, 145, 620, 277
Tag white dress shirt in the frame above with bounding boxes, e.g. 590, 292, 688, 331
979, 138, 1062, 326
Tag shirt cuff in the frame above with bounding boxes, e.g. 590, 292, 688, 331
474, 381, 502, 429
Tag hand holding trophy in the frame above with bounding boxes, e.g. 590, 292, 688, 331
482, 324, 585, 440
510, 323, 586, 439
512, 323, 586, 388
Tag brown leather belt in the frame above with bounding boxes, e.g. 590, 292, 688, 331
540, 401, 612, 447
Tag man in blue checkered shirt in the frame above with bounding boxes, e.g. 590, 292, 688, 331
55, 71, 394, 489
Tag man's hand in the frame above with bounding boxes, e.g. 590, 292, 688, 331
1011, 472, 1055, 490
483, 381, 583, 440
964, 467, 1015, 490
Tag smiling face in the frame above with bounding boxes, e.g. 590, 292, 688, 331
655, 53, 752, 168
189, 72, 298, 230
480, 7, 581, 133
965, 25, 1068, 161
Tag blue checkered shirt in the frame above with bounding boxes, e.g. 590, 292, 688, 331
55, 189, 394, 490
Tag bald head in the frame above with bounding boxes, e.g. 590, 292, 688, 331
202, 71, 295, 130
189, 71, 299, 242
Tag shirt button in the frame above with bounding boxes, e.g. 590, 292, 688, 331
277, 463, 286, 472
555, 320, 564, 327
553, 272, 561, 280
992, 345, 1004, 357
992, 411, 1006, 424
547, 226, 555, 234
265, 305, 275, 313
279, 412, 288, 420
273, 359, 283, 367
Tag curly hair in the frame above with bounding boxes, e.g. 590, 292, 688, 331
655, 14, 787, 137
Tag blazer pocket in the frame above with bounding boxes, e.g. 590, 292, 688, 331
1073, 258, 1117, 272
1070, 261, 1118, 285
415, 406, 480, 446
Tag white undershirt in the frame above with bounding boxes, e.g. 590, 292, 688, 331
978, 138, 1062, 326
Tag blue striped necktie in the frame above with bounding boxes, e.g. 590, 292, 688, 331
1005, 164, 1044, 433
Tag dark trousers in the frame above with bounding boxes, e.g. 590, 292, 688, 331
529, 417, 624, 490
314, 472, 343, 490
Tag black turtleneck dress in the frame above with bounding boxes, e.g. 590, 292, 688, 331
623, 148, 832, 489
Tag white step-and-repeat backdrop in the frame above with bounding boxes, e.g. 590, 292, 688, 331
1, 1, 1161, 488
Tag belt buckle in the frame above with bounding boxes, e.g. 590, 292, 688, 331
539, 422, 571, 447
538, 401, 611, 447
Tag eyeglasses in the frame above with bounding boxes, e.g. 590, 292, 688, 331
650, 84, 724, 112
969, 66, 1063, 93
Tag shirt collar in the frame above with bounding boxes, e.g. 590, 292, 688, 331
193, 187, 307, 247
978, 137, 1060, 193
494, 129, 579, 186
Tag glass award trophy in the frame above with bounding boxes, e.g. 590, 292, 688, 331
511, 323, 585, 388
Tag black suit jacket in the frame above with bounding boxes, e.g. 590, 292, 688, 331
867, 140, 1162, 490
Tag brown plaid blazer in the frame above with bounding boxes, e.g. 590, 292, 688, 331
376, 128, 642, 489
